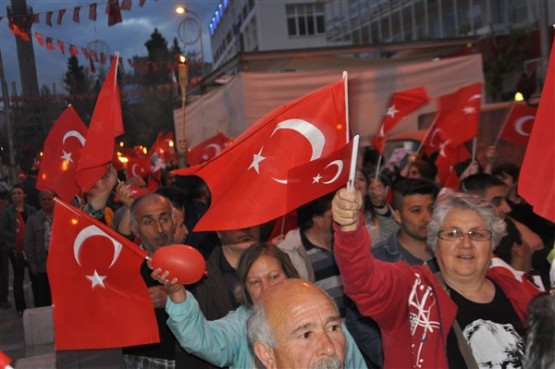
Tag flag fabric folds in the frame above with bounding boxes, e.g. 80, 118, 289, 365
434, 83, 482, 148
37, 106, 87, 202
187, 132, 233, 166
286, 140, 354, 209
499, 102, 537, 145
519, 39, 555, 223
75, 54, 124, 192
48, 199, 159, 349
372, 87, 430, 154
148, 131, 176, 173
178, 78, 348, 231
126, 155, 151, 179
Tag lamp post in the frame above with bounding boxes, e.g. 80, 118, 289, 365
177, 55, 188, 168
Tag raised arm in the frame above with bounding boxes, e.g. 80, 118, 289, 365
152, 266, 247, 367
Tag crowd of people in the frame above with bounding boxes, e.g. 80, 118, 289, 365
0, 141, 554, 369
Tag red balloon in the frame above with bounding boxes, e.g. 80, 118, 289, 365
151, 245, 206, 285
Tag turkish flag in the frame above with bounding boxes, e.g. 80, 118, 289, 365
268, 211, 298, 240
57, 40, 65, 55
89, 3, 97, 21
499, 103, 537, 145
178, 78, 348, 231
519, 39, 555, 223
121, 0, 132, 11
434, 144, 471, 184
187, 132, 233, 166
37, 106, 87, 202
48, 199, 159, 349
45, 37, 55, 50
126, 155, 150, 179
34, 32, 44, 46
107, 0, 123, 26
46, 11, 53, 26
434, 83, 482, 148
57, 9, 66, 25
8, 22, 30, 41
75, 54, 124, 192
286, 140, 353, 210
442, 167, 461, 190
69, 45, 78, 57
73, 6, 81, 23
372, 87, 430, 154
148, 131, 175, 172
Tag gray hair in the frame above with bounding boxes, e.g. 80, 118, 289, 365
129, 193, 175, 229
247, 302, 276, 348
427, 190, 506, 252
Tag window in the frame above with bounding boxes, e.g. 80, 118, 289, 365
286, 3, 325, 37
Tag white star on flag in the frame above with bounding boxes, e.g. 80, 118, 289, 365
61, 151, 73, 162
386, 105, 399, 118
462, 106, 476, 114
86, 270, 107, 288
312, 173, 323, 183
248, 147, 266, 174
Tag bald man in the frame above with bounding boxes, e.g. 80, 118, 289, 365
248, 279, 345, 369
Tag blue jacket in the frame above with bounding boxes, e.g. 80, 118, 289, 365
166, 291, 368, 369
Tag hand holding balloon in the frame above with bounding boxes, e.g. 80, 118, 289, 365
149, 245, 206, 303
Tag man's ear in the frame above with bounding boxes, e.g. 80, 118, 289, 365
254, 342, 276, 369
393, 209, 402, 225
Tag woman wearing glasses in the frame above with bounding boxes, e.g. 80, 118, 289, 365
332, 189, 539, 369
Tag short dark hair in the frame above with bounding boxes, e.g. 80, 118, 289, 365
392, 178, 438, 210
460, 173, 506, 196
156, 186, 186, 211
492, 163, 520, 182
234, 242, 300, 308
524, 292, 555, 369
296, 192, 334, 231
11, 183, 25, 194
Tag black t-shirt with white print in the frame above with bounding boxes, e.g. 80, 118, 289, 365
446, 280, 525, 369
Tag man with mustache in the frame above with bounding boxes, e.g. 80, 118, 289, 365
248, 279, 345, 369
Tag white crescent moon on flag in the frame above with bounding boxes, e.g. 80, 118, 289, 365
468, 94, 481, 101
62, 130, 86, 146
74, 225, 122, 268
514, 116, 534, 136
269, 119, 325, 184
322, 160, 343, 184
203, 143, 222, 160
131, 163, 140, 177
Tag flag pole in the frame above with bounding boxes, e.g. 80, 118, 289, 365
493, 102, 514, 148
374, 155, 383, 181
471, 137, 478, 162
347, 135, 359, 192
343, 71, 350, 143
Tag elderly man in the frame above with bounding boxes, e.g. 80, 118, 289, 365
123, 193, 178, 369
248, 279, 345, 369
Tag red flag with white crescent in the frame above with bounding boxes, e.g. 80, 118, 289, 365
75, 54, 124, 192
519, 39, 555, 222
499, 103, 537, 145
37, 106, 87, 202
47, 199, 159, 349
187, 132, 233, 166
434, 83, 482, 148
176, 78, 348, 231
372, 87, 430, 155
286, 140, 353, 210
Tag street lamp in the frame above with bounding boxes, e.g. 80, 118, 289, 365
175, 5, 204, 68
177, 55, 188, 168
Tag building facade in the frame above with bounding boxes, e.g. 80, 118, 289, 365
209, 0, 554, 70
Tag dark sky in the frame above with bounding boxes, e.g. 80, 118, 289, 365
1, 0, 218, 94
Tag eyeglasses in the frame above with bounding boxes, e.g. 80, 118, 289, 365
437, 228, 492, 242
